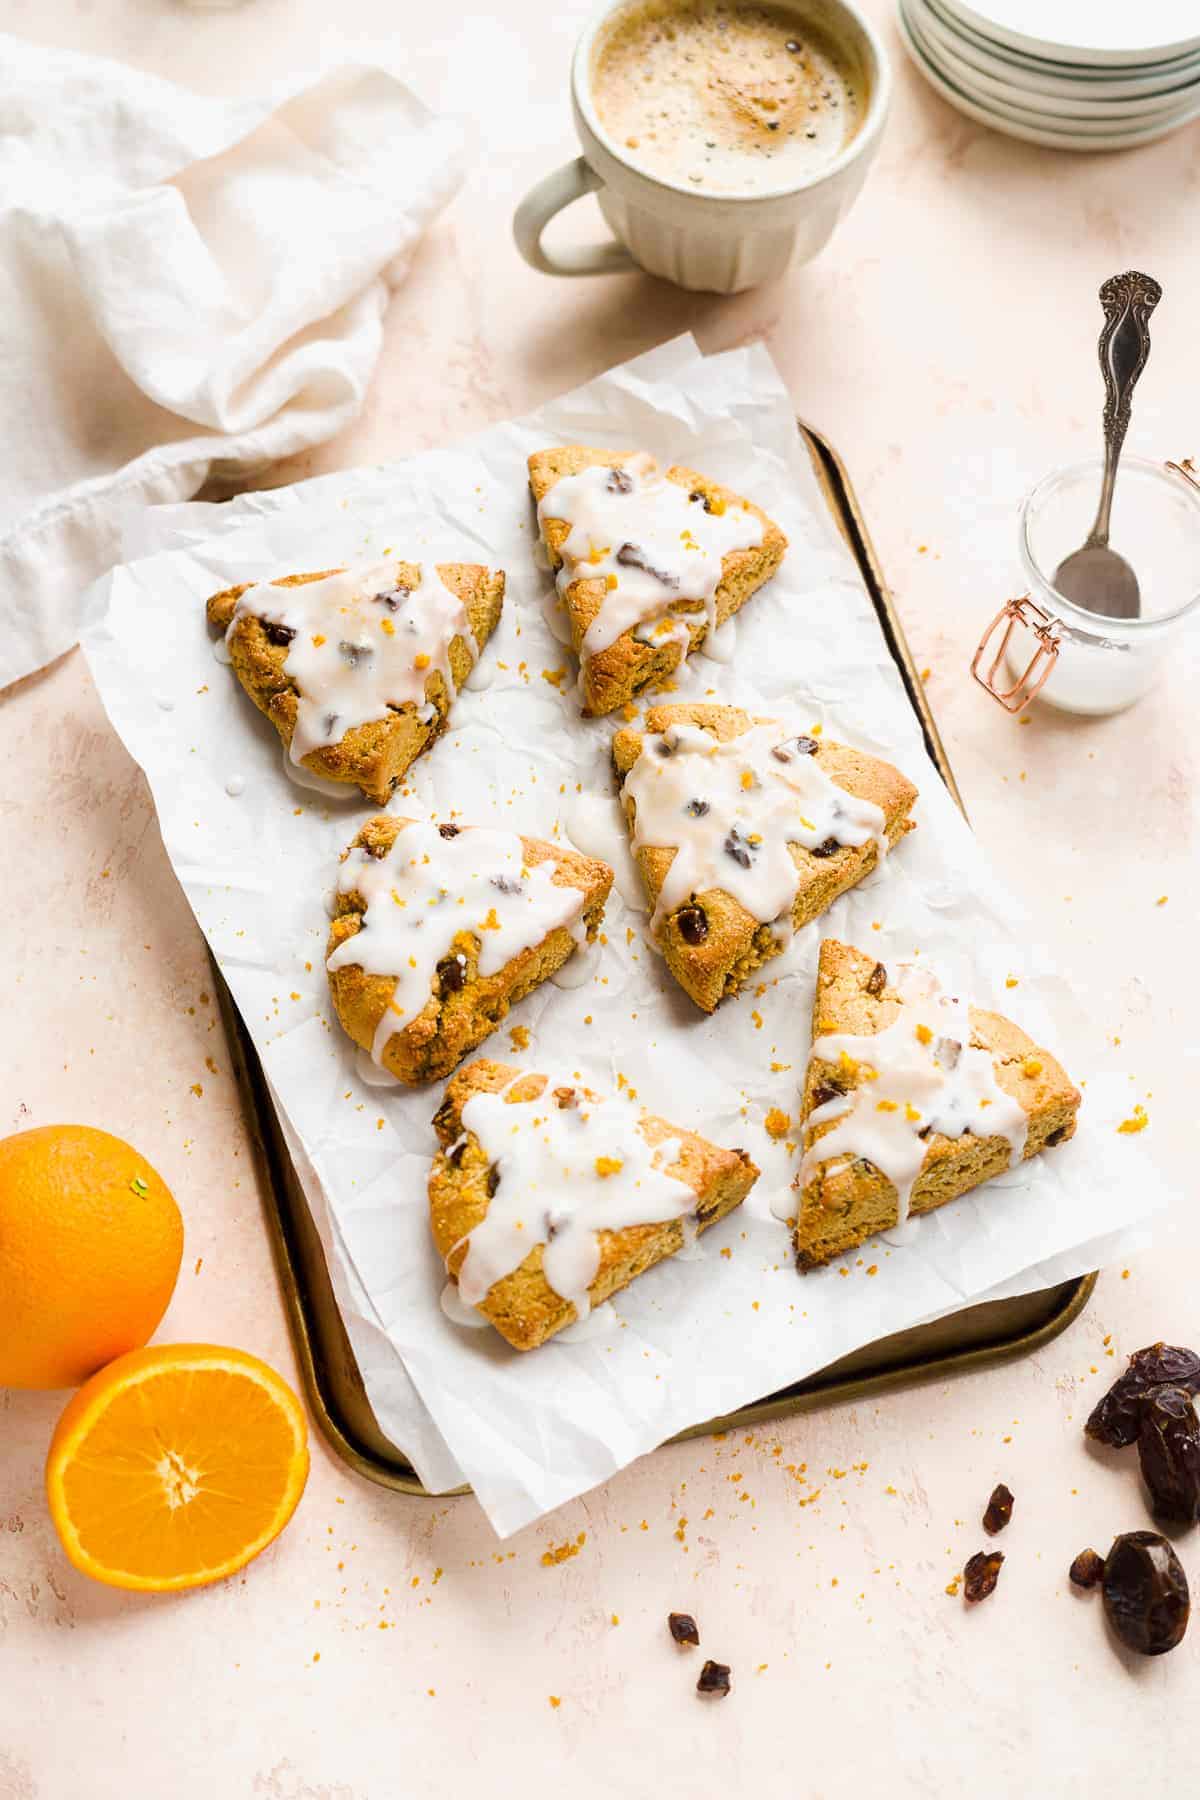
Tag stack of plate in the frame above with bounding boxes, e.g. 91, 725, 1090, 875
898, 0, 1200, 149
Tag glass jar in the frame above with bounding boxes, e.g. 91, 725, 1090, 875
974, 456, 1200, 716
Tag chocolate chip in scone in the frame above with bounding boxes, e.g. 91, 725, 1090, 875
982, 1483, 1014, 1535
963, 1550, 1004, 1604
685, 798, 710, 817
339, 640, 373, 668
865, 961, 887, 998
485, 1165, 500, 1198
615, 542, 679, 588
696, 1660, 731, 1697
437, 955, 466, 996
1069, 1548, 1105, 1590
438, 822, 460, 839
676, 905, 709, 946
606, 467, 634, 495
668, 1611, 700, 1647
810, 837, 840, 858
688, 489, 714, 513
263, 620, 295, 648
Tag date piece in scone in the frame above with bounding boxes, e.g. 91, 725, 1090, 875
327, 817, 612, 1085
528, 447, 786, 716
794, 939, 1082, 1271
206, 557, 504, 803
429, 1059, 760, 1349
612, 704, 918, 1012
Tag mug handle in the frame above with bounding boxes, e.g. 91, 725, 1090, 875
513, 157, 638, 278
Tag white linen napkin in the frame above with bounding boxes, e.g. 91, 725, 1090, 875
0, 37, 465, 690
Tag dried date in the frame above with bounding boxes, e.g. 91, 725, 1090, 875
606, 467, 634, 495
436, 955, 466, 996
615, 542, 679, 588
770, 735, 820, 762
1069, 1548, 1105, 1590
982, 1482, 1014, 1535
438, 822, 460, 839
668, 1611, 700, 1647
1085, 1343, 1200, 1448
724, 828, 754, 870
696, 1660, 731, 1696
963, 1550, 1004, 1604
675, 905, 709, 946
865, 961, 887, 998
1102, 1531, 1190, 1655
262, 620, 295, 647
1137, 1385, 1200, 1523
810, 837, 840, 858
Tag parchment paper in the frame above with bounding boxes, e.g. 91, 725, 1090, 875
81, 337, 1168, 1535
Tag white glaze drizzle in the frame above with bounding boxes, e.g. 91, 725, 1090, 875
228, 559, 470, 769
439, 1280, 491, 1329
799, 964, 1029, 1227
326, 822, 592, 1067
621, 719, 888, 939
452, 1084, 695, 1321
537, 455, 763, 668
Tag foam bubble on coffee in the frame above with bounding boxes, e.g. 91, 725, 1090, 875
593, 1, 864, 196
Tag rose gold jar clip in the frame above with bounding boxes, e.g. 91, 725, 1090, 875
971, 596, 1063, 712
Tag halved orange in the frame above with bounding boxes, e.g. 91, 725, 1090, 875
46, 1344, 309, 1591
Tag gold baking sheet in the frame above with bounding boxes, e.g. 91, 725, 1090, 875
213, 422, 1094, 1496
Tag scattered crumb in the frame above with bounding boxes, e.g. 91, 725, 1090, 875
509, 1025, 531, 1051
541, 1532, 587, 1567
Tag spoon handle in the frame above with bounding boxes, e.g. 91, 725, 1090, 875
1088, 269, 1162, 547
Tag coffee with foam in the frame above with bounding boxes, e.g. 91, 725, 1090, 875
593, 0, 865, 196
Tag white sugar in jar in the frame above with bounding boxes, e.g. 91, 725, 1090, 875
1009, 457, 1200, 716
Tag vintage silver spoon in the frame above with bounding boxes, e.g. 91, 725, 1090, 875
1053, 270, 1162, 621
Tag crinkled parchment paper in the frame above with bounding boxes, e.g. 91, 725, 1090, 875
81, 337, 1167, 1534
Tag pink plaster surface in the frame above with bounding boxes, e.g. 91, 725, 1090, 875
1, 3, 1196, 1794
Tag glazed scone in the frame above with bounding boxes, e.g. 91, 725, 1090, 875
528, 446, 787, 716
430, 1059, 760, 1349
794, 939, 1082, 1271
207, 557, 504, 803
612, 704, 918, 1012
327, 816, 612, 1086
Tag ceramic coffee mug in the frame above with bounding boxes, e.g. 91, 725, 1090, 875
513, 0, 891, 294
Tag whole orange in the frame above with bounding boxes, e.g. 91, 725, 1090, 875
0, 1124, 183, 1389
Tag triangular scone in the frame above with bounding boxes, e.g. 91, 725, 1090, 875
429, 1059, 760, 1349
612, 704, 918, 1012
327, 816, 612, 1085
207, 558, 504, 803
794, 940, 1082, 1271
528, 446, 787, 716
